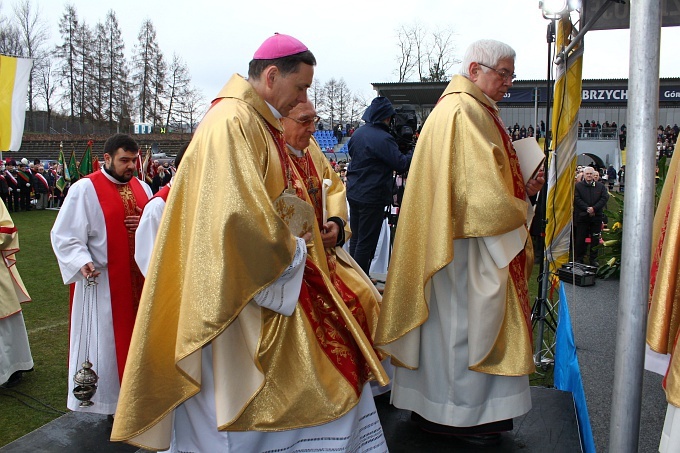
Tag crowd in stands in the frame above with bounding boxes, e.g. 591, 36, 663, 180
0, 156, 178, 213
656, 124, 678, 158
507, 121, 545, 141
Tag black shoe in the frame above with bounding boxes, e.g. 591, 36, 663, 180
1, 371, 23, 388
453, 433, 502, 448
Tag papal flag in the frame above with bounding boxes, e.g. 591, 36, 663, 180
544, 17, 584, 281
0, 55, 33, 151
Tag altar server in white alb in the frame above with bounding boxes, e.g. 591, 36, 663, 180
51, 133, 151, 415
134, 143, 187, 277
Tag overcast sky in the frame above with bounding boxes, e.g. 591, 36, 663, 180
5, 0, 680, 102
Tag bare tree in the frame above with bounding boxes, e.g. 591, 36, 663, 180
55, 4, 78, 120
0, 2, 23, 55
133, 19, 161, 124
36, 57, 57, 131
424, 27, 460, 82
309, 78, 324, 113
164, 53, 189, 128
176, 86, 206, 133
336, 78, 351, 128
395, 24, 416, 82
13, 0, 49, 129
319, 78, 341, 129
347, 94, 368, 129
395, 22, 459, 82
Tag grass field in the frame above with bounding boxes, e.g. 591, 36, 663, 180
0, 208, 553, 447
0, 209, 70, 447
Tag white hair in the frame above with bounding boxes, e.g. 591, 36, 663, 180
460, 39, 516, 78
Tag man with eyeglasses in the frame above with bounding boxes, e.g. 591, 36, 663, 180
112, 33, 387, 452
376, 39, 545, 447
346, 96, 413, 276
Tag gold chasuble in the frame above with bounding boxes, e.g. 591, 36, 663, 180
0, 203, 30, 319
375, 74, 535, 376
111, 75, 386, 450
648, 153, 680, 407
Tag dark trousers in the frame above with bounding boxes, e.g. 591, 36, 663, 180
20, 189, 32, 211
8, 190, 20, 212
574, 219, 602, 264
348, 201, 385, 275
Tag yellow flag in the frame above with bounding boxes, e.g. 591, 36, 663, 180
0, 55, 32, 151
545, 18, 584, 282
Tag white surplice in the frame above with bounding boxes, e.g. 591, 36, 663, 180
165, 347, 386, 453
390, 226, 532, 427
51, 171, 152, 414
135, 196, 166, 277
0, 311, 33, 385
156, 238, 386, 452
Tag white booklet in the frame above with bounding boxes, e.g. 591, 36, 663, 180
512, 137, 546, 185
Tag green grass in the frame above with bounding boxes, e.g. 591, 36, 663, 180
0, 209, 70, 447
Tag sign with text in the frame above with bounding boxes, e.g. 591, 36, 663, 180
584, 0, 680, 30
498, 85, 680, 104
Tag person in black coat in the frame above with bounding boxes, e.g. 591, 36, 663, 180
0, 164, 8, 208
573, 166, 609, 266
4, 160, 20, 212
346, 96, 413, 274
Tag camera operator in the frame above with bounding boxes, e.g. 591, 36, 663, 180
346, 96, 413, 275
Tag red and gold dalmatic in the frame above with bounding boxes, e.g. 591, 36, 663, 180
111, 75, 387, 450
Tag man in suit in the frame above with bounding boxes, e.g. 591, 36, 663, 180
573, 166, 609, 266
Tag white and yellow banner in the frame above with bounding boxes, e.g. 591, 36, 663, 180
545, 18, 583, 280
0, 55, 32, 152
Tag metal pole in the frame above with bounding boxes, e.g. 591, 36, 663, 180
534, 19, 555, 365
534, 87, 539, 134
608, 1, 661, 451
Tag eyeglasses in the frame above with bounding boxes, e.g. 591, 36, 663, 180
286, 115, 320, 127
478, 63, 516, 82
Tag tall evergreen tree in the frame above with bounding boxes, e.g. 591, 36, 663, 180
74, 19, 92, 123
102, 10, 126, 126
150, 48, 166, 127
55, 4, 78, 120
132, 19, 160, 124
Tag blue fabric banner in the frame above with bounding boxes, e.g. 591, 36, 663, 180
554, 282, 596, 453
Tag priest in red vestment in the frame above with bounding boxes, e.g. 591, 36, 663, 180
51, 133, 152, 415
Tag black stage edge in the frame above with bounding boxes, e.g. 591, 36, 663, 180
0, 412, 140, 453
377, 386, 581, 452
1, 387, 580, 452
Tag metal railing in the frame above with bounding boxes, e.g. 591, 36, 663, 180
578, 126, 620, 139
